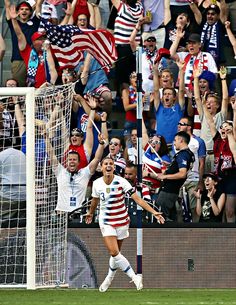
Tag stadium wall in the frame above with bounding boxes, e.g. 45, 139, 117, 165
68, 228, 236, 288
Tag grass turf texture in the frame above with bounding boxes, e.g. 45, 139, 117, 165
0, 289, 236, 305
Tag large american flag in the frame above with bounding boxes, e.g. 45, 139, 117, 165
42, 19, 117, 73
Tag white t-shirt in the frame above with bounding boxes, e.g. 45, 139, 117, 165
92, 175, 132, 227
27, 0, 57, 19
53, 163, 91, 212
142, 51, 155, 93
177, 51, 218, 88
200, 111, 225, 151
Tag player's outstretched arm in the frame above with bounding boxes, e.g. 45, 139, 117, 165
131, 192, 165, 224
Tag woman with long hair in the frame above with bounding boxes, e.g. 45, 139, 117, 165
85, 157, 164, 292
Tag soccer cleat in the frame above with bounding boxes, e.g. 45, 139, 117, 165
131, 274, 143, 290
99, 276, 113, 292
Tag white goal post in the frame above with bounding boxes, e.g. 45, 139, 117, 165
0, 87, 36, 289
0, 84, 72, 289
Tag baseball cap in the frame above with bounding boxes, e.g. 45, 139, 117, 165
16, 1, 33, 12
203, 172, 218, 181
187, 33, 201, 43
70, 128, 84, 137
205, 4, 220, 15
31, 31, 46, 42
145, 35, 156, 42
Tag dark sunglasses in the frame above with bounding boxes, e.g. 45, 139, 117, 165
146, 37, 156, 43
109, 141, 119, 146
71, 132, 83, 137
149, 139, 161, 145
178, 122, 189, 126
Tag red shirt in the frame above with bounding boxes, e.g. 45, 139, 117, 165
213, 132, 235, 176
125, 86, 137, 122
64, 144, 88, 170
20, 44, 47, 88
73, 0, 90, 23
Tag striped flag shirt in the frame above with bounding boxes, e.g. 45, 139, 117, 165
41, 19, 117, 73
92, 175, 133, 227
114, 1, 143, 45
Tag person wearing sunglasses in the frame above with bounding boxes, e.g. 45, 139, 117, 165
202, 94, 236, 223
173, 117, 206, 222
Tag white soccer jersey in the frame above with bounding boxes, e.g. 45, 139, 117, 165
92, 175, 132, 227
53, 164, 91, 212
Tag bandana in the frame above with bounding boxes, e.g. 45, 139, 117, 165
18, 3, 30, 9
145, 48, 157, 80
201, 21, 220, 64
129, 85, 137, 104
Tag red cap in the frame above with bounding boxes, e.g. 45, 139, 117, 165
16, 1, 33, 12
31, 31, 46, 42
154, 48, 170, 64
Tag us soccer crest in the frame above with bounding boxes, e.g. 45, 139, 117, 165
106, 188, 110, 194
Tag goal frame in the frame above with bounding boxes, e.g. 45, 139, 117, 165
0, 87, 36, 290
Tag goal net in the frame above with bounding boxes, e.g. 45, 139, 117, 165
0, 83, 74, 289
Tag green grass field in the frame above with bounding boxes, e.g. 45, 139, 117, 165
0, 289, 236, 305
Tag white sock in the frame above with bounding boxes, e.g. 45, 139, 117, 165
107, 256, 117, 278
113, 252, 135, 279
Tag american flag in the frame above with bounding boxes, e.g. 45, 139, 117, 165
42, 19, 117, 73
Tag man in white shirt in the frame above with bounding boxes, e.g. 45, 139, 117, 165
45, 131, 106, 213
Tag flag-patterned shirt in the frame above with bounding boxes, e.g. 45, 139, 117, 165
114, 1, 143, 45
177, 51, 217, 90
92, 175, 135, 227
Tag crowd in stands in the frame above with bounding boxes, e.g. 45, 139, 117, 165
1, 0, 236, 225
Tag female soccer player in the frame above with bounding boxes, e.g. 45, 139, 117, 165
85, 157, 165, 292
